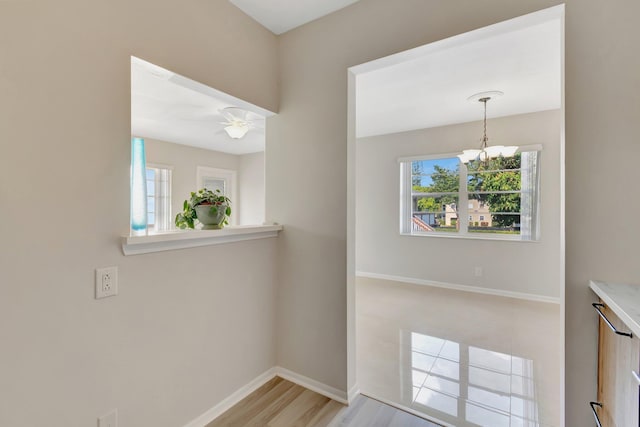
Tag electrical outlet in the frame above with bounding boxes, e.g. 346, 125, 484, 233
98, 409, 118, 427
474, 266, 483, 277
96, 266, 118, 299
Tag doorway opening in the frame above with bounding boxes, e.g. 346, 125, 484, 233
347, 5, 565, 427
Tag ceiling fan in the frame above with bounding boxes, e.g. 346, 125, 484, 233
164, 104, 265, 140
219, 107, 263, 139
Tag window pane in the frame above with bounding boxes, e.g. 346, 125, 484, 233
466, 154, 523, 236
470, 189, 520, 233
147, 197, 155, 214
412, 158, 459, 192
146, 166, 171, 231
203, 178, 225, 194
146, 179, 155, 196
467, 154, 521, 192
412, 195, 459, 233
410, 157, 460, 234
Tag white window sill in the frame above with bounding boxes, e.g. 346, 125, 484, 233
122, 224, 283, 256
400, 231, 538, 242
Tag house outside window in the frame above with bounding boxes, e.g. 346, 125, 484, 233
400, 147, 541, 240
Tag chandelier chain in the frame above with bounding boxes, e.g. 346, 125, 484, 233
481, 97, 489, 150
457, 90, 517, 165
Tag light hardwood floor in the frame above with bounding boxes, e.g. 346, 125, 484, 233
205, 377, 440, 427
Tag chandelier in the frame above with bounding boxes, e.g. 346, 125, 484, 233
457, 91, 517, 164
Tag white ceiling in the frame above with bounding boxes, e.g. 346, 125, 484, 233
229, 0, 360, 35
354, 7, 562, 138
131, 57, 273, 155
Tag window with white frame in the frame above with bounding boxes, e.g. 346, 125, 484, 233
400, 147, 541, 240
146, 164, 172, 233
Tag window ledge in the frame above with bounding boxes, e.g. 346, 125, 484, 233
400, 231, 538, 242
122, 224, 283, 256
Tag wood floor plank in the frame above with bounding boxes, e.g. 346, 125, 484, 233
243, 383, 307, 427
267, 389, 330, 427
205, 377, 282, 426
205, 377, 441, 427
206, 377, 295, 427
306, 400, 345, 427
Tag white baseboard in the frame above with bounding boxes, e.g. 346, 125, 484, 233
183, 366, 350, 427
183, 367, 277, 427
356, 271, 560, 304
274, 366, 348, 404
347, 383, 360, 404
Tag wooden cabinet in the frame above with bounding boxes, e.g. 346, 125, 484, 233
595, 301, 640, 427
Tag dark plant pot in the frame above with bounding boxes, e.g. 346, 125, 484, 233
195, 204, 227, 230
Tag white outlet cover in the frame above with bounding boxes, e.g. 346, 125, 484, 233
95, 266, 118, 299
98, 409, 118, 427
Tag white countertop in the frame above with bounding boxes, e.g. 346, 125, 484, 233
590, 280, 640, 338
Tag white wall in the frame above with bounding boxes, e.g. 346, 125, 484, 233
269, 1, 640, 426
239, 152, 266, 225
0, 1, 278, 426
356, 110, 561, 299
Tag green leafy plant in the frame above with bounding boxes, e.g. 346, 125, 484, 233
175, 188, 232, 229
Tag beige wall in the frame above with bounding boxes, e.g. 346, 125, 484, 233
269, 1, 640, 426
2, 1, 639, 426
145, 138, 265, 226
145, 138, 239, 224
0, 0, 278, 426
356, 110, 561, 299
239, 151, 266, 225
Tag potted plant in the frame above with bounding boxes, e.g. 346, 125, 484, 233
175, 188, 232, 230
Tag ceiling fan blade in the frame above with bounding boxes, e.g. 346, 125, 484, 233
220, 106, 251, 122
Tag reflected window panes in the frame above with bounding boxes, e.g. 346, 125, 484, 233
203, 178, 225, 195
146, 165, 172, 233
408, 332, 539, 426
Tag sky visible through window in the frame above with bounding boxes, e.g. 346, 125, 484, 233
414, 158, 459, 187
146, 168, 155, 225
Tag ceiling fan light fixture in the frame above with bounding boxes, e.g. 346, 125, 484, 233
224, 124, 250, 139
